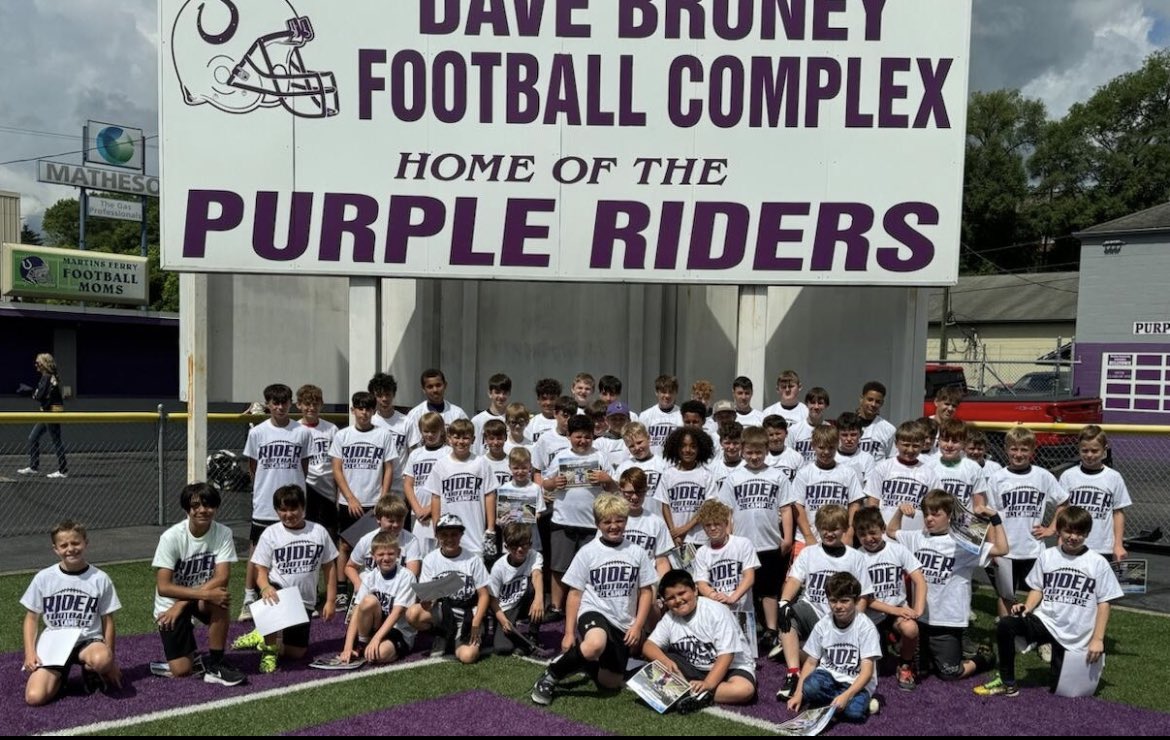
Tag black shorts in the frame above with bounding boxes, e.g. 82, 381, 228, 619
337, 505, 376, 536
249, 519, 278, 545
577, 611, 629, 675
268, 584, 312, 648
792, 600, 820, 641
43, 638, 103, 678
550, 524, 596, 573
158, 602, 211, 660
921, 623, 965, 680
665, 647, 758, 693
305, 487, 339, 538
755, 548, 788, 599
362, 627, 411, 657
989, 558, 1036, 600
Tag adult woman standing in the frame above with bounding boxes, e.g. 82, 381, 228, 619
17, 353, 68, 479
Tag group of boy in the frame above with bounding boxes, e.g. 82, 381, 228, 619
20, 369, 1128, 724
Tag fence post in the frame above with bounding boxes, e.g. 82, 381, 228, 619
157, 404, 166, 527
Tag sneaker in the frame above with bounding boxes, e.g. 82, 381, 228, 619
766, 635, 785, 661
759, 629, 779, 654
973, 675, 1019, 697
231, 629, 266, 651
775, 672, 799, 701
677, 689, 714, 714
897, 664, 917, 691
203, 659, 247, 687
335, 592, 350, 611
531, 671, 557, 705
16, 467, 39, 476
1037, 643, 1052, 664
81, 667, 106, 694
868, 696, 881, 715
237, 600, 254, 622
47, 471, 68, 479
149, 661, 174, 678
544, 607, 564, 623
258, 647, 278, 674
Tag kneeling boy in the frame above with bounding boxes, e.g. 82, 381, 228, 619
339, 531, 417, 665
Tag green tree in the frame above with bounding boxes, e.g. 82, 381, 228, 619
19, 224, 42, 245
961, 89, 1048, 272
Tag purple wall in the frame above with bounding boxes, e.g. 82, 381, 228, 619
1076, 342, 1170, 458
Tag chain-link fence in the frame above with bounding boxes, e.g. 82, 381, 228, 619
928, 357, 1083, 398
2, 413, 1168, 548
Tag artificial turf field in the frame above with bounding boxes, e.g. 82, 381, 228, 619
3, 561, 1170, 736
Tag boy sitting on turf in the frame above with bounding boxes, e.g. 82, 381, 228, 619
974, 506, 1123, 697
406, 514, 490, 664
642, 569, 758, 712
784, 572, 881, 722
346, 495, 423, 589
338, 531, 417, 666
489, 523, 547, 657
530, 494, 656, 705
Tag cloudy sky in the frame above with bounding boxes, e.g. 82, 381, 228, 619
2, 0, 1170, 230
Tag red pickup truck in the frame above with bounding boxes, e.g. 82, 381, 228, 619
923, 363, 1103, 468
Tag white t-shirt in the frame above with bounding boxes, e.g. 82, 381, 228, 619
767, 447, 804, 482
835, 448, 876, 488
497, 481, 547, 550
859, 416, 896, 460
302, 419, 338, 499
152, 520, 238, 618
355, 565, 418, 645
735, 408, 765, 428
896, 530, 980, 627
791, 463, 865, 543
483, 455, 513, 491
866, 458, 942, 533
932, 456, 987, 512
614, 455, 666, 501
593, 436, 628, 470
648, 597, 756, 677
524, 414, 557, 443
977, 459, 1004, 478
405, 445, 451, 542
329, 425, 395, 508
371, 410, 410, 495
563, 537, 657, 631
503, 435, 535, 455
987, 465, 1069, 560
349, 528, 423, 572
545, 447, 609, 529
404, 400, 468, 449
763, 401, 808, 429
419, 547, 490, 608
471, 409, 506, 456
787, 419, 819, 462
860, 540, 921, 623
622, 511, 675, 563
639, 405, 683, 454
707, 457, 742, 493
716, 465, 792, 551
532, 429, 571, 472
421, 455, 494, 554
656, 465, 717, 544
693, 534, 761, 612
803, 613, 881, 694
789, 545, 873, 619
251, 521, 339, 609
243, 419, 312, 521
1027, 546, 1124, 650
21, 564, 121, 642
1058, 466, 1132, 555
489, 550, 543, 612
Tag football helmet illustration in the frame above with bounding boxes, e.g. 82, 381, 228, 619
171, 0, 338, 118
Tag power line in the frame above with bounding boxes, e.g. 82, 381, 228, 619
0, 134, 160, 167
959, 242, 1079, 293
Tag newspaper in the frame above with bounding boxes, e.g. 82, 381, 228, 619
626, 660, 692, 713
735, 609, 759, 659
559, 458, 601, 488
1111, 559, 1148, 595
666, 543, 697, 573
950, 502, 990, 557
776, 705, 837, 736
497, 490, 538, 525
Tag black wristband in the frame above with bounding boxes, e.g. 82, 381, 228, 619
989, 514, 1003, 526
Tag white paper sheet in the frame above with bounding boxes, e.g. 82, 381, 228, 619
36, 627, 82, 667
250, 593, 310, 636
1055, 649, 1104, 698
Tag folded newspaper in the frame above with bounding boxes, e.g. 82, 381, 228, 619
666, 543, 697, 573
776, 705, 836, 736
411, 572, 465, 602
626, 660, 693, 713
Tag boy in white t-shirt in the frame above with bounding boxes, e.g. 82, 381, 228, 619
974, 506, 1123, 697
235, 485, 339, 673
403, 368, 468, 450
1058, 425, 1131, 561
693, 500, 759, 614
865, 420, 942, 533
489, 523, 547, 657
643, 569, 758, 712
367, 373, 410, 497
345, 496, 423, 589
152, 483, 243, 686
337, 531, 417, 666
784, 572, 881, 721
525, 378, 562, 443
640, 374, 683, 455
21, 520, 122, 705
471, 373, 511, 456
423, 419, 497, 558
240, 383, 312, 620
932, 419, 988, 513
403, 412, 450, 553
834, 412, 875, 488
617, 467, 673, 578
856, 381, 896, 460
792, 425, 865, 547
530, 494, 656, 706
296, 384, 338, 545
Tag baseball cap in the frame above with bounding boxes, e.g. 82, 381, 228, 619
712, 399, 735, 414
606, 401, 631, 417
435, 514, 465, 531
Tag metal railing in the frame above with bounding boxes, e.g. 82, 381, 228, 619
1, 413, 1167, 547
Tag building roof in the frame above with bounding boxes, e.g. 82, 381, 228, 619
1076, 201, 1170, 238
929, 272, 1078, 324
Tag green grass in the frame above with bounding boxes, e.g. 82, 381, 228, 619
3, 561, 1168, 734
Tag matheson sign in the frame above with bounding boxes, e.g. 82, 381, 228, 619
159, 0, 972, 285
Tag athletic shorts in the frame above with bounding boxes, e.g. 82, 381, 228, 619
577, 610, 629, 676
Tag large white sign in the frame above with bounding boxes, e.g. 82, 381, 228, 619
38, 161, 160, 197
159, 0, 971, 285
